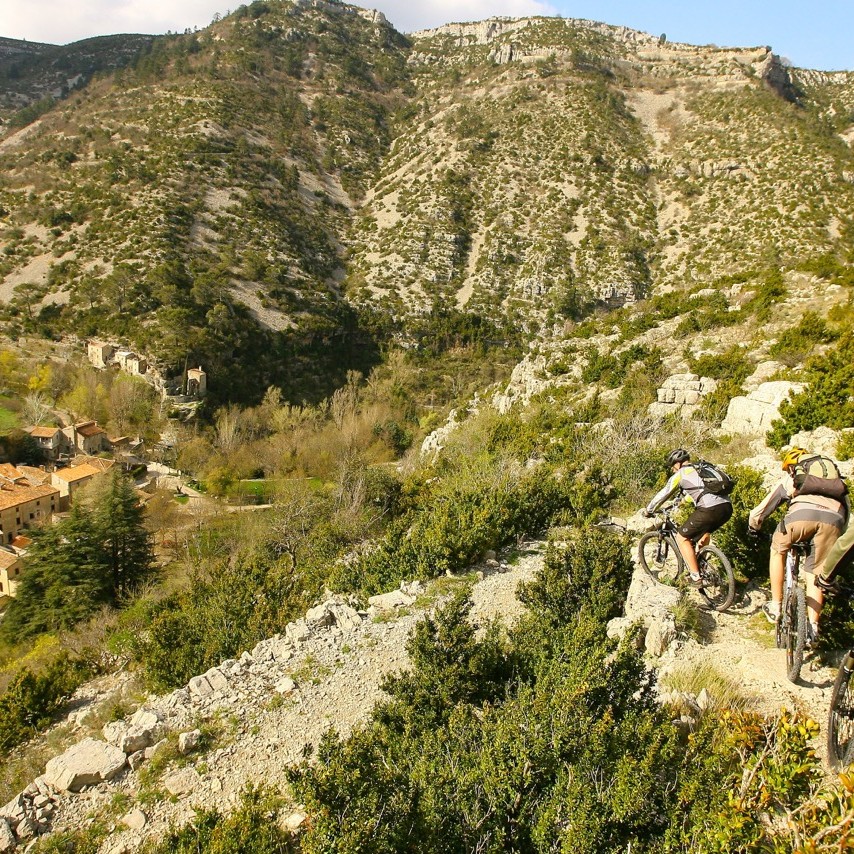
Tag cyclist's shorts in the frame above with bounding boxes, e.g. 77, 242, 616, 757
772, 517, 843, 575
678, 503, 733, 542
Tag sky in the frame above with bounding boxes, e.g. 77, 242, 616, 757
2, 0, 852, 72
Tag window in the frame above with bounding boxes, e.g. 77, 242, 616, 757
14, 567, 18, 576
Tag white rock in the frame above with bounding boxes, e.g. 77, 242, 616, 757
163, 768, 200, 797
0, 819, 15, 852
121, 809, 147, 831
44, 738, 127, 792
722, 380, 804, 435
178, 730, 201, 755
367, 590, 416, 610
284, 810, 307, 831
188, 675, 213, 698
275, 678, 296, 695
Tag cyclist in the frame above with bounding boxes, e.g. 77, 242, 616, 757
642, 449, 733, 586
749, 446, 846, 642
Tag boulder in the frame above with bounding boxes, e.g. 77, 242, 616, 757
275, 678, 297, 696
121, 809, 147, 831
188, 675, 213, 698
624, 571, 682, 626
163, 767, 200, 797
645, 616, 677, 657
44, 738, 126, 792
368, 590, 416, 610
103, 710, 163, 755
0, 819, 15, 853
178, 730, 201, 755
721, 381, 804, 435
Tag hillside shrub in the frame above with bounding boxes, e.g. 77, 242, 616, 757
768, 309, 838, 366
290, 529, 681, 853
767, 331, 854, 447
0, 655, 90, 753
144, 786, 294, 853
710, 465, 769, 582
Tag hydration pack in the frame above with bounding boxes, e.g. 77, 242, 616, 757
792, 455, 848, 501
694, 460, 735, 496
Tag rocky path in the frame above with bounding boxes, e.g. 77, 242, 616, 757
35, 549, 542, 853
5, 541, 842, 853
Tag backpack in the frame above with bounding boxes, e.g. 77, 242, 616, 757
694, 460, 735, 496
792, 455, 848, 501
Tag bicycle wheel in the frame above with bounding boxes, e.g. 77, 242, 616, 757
638, 532, 681, 584
696, 545, 735, 612
785, 586, 807, 683
828, 654, 854, 770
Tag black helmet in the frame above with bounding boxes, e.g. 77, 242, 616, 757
666, 448, 690, 466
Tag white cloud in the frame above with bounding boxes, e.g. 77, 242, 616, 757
4, 0, 558, 45
4, 1, 227, 45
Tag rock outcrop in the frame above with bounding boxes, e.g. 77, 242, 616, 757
648, 373, 718, 420
721, 380, 804, 435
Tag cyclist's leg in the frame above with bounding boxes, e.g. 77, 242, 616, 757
770, 519, 793, 607
806, 520, 842, 631
677, 505, 729, 580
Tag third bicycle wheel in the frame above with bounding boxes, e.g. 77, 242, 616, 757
828, 654, 854, 770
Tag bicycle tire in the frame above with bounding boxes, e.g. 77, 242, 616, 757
638, 531, 681, 584
696, 545, 735, 612
785, 585, 807, 683
828, 654, 854, 770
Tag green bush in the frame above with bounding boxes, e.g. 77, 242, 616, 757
0, 655, 91, 753
710, 464, 769, 582
144, 786, 294, 853
767, 331, 854, 447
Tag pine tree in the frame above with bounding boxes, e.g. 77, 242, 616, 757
1, 470, 155, 641
92, 469, 155, 599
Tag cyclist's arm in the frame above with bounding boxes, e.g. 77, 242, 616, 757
646, 471, 682, 514
819, 519, 854, 583
748, 476, 793, 530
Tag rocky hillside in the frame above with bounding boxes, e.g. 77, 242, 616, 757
1, 1, 853, 404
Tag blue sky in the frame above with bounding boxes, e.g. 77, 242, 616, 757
3, 0, 852, 71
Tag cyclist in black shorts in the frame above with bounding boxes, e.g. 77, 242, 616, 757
642, 449, 733, 585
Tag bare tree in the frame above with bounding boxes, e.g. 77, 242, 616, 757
22, 392, 53, 426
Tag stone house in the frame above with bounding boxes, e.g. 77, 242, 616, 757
186, 366, 207, 397
0, 464, 60, 545
26, 425, 70, 461
63, 421, 110, 455
87, 341, 114, 369
51, 461, 113, 511
0, 548, 21, 601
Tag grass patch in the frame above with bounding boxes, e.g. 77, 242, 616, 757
660, 660, 753, 711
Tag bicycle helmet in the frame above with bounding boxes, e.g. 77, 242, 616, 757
666, 448, 690, 467
781, 446, 808, 470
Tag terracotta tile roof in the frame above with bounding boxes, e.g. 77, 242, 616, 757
74, 422, 106, 438
0, 482, 58, 512
70, 456, 115, 473
0, 464, 25, 482
10, 535, 32, 551
16, 466, 51, 485
0, 550, 19, 572
27, 425, 61, 439
52, 464, 101, 483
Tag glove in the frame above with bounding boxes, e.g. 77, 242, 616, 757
641, 509, 653, 518
746, 527, 761, 539
816, 574, 840, 595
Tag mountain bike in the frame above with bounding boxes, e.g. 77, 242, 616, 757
637, 505, 735, 612
825, 579, 854, 770
775, 540, 813, 683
